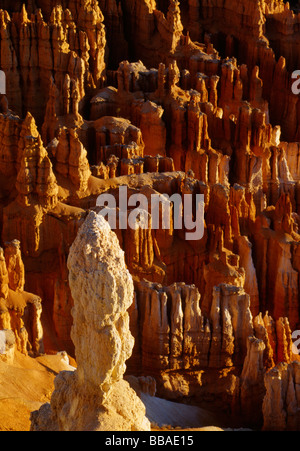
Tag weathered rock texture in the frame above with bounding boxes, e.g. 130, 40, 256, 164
0, 239, 44, 358
263, 361, 300, 431
130, 281, 254, 373
30, 212, 150, 431
126, 278, 297, 426
0, 2, 106, 126
1, 0, 300, 431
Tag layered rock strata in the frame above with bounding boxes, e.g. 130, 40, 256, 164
126, 278, 297, 425
263, 361, 300, 431
0, 2, 106, 125
0, 0, 300, 431
30, 212, 150, 431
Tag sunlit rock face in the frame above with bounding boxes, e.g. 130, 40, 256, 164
30, 212, 151, 431
1, 0, 300, 432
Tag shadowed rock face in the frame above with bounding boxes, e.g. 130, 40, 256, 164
263, 360, 300, 431
0, 240, 44, 359
1, 0, 300, 431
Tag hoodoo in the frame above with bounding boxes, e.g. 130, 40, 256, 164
30, 212, 151, 431
0, 0, 300, 432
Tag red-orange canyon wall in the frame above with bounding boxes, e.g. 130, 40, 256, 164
1, 0, 300, 429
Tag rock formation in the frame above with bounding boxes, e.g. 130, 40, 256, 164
0, 2, 106, 126
263, 361, 300, 431
0, 239, 44, 358
1, 0, 300, 431
30, 212, 150, 431
130, 281, 255, 374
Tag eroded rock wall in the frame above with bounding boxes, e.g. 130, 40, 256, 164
0, 0, 300, 430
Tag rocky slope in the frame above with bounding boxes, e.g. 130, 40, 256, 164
0, 0, 300, 431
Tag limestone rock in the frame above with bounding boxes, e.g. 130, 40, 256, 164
54, 127, 91, 194
15, 114, 59, 209
30, 212, 150, 431
240, 336, 266, 427
0, 240, 44, 357
4, 240, 25, 292
263, 361, 300, 431
130, 281, 254, 373
3, 0, 300, 431
1, 2, 106, 126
